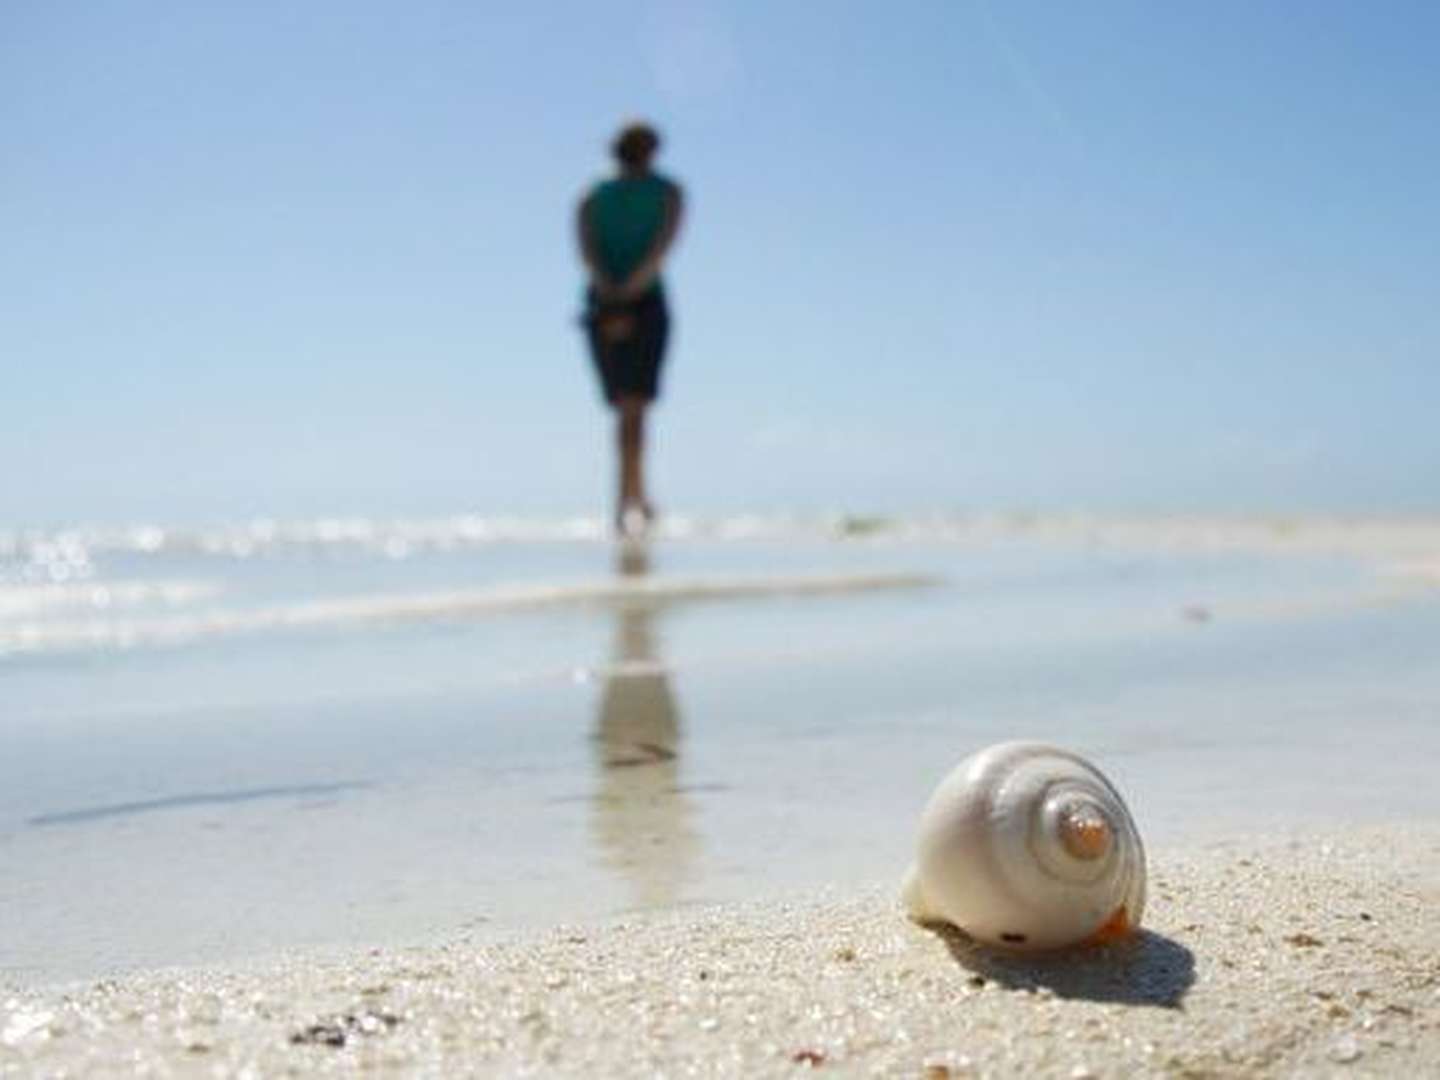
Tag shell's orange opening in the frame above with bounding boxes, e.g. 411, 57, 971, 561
1085, 905, 1133, 945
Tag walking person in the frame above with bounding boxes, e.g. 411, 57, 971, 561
577, 122, 685, 535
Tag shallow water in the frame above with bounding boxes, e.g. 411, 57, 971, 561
3, 514, 1439, 983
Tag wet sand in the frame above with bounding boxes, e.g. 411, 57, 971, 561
4, 824, 1438, 1077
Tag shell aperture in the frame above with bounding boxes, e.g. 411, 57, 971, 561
902, 741, 1146, 951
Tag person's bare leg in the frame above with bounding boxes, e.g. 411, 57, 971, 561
615, 396, 652, 533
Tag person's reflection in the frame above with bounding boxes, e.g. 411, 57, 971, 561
591, 544, 699, 909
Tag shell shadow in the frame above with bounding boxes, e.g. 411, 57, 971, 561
928, 923, 1195, 1008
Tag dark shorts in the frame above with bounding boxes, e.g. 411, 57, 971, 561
585, 289, 669, 404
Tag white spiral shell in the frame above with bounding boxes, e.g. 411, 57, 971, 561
902, 741, 1146, 951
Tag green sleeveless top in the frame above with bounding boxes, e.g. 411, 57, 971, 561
586, 172, 675, 290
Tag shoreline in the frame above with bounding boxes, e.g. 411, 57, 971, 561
5, 823, 1438, 1077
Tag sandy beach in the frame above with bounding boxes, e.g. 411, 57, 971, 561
4, 824, 1438, 1077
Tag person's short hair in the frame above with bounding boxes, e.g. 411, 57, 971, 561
612, 122, 660, 167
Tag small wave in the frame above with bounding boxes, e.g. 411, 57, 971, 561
0, 510, 1158, 566
0, 570, 939, 658
0, 512, 969, 587
6, 511, 1440, 571
0, 580, 221, 622
0, 515, 617, 570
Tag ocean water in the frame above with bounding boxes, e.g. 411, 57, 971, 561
3, 512, 1440, 984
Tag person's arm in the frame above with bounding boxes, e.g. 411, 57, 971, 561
616, 182, 685, 299
576, 194, 616, 297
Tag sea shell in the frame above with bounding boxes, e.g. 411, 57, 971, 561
902, 741, 1145, 951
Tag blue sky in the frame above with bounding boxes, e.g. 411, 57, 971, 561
4, 1, 1438, 524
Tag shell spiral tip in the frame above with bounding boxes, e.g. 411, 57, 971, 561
1059, 805, 1112, 861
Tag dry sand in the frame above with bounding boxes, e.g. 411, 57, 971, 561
4, 825, 1439, 1078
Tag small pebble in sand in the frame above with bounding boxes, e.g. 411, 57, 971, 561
291, 1022, 347, 1048
921, 1051, 973, 1077
791, 1047, 825, 1066
1329, 1034, 1363, 1063
289, 1010, 400, 1049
